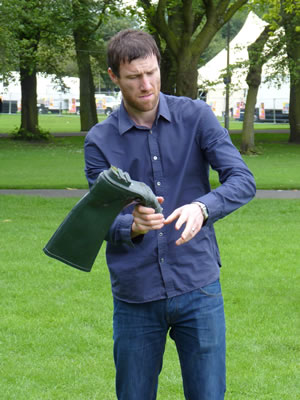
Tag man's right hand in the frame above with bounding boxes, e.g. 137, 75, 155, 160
131, 197, 164, 238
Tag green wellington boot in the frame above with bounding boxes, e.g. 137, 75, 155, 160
43, 166, 162, 272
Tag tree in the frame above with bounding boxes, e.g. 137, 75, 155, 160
0, 0, 127, 137
0, 0, 43, 137
71, 1, 137, 131
93, 13, 141, 93
280, 0, 300, 143
240, 25, 286, 153
71, 0, 101, 131
0, 0, 71, 139
200, 7, 249, 66
250, 0, 300, 143
137, 0, 249, 98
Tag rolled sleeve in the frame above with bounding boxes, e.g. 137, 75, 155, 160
195, 130, 256, 224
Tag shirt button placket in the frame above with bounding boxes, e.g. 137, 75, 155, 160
147, 129, 170, 293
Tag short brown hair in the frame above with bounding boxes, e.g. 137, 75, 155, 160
107, 29, 161, 77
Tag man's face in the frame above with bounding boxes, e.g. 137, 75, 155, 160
108, 54, 161, 115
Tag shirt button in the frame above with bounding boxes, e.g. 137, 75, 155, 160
153, 156, 158, 160
149, 130, 152, 134
157, 181, 161, 186
160, 258, 164, 263
159, 232, 163, 237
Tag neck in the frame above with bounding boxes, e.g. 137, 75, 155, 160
124, 102, 158, 129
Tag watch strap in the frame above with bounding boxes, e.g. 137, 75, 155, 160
192, 202, 209, 221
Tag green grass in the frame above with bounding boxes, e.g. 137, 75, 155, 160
0, 195, 299, 399
0, 133, 299, 190
0, 114, 106, 134
0, 136, 88, 189
210, 133, 300, 190
233, 134, 300, 190
0, 113, 289, 134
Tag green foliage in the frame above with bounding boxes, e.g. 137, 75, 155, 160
137, 0, 250, 97
91, 12, 141, 91
0, 0, 67, 74
247, 0, 300, 81
11, 127, 51, 142
199, 7, 249, 66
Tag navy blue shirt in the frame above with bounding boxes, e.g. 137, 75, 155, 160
84, 93, 256, 303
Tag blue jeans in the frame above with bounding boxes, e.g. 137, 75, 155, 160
113, 279, 226, 400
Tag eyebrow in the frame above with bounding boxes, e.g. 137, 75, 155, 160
126, 66, 158, 78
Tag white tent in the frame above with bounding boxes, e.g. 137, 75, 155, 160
0, 73, 80, 113
198, 11, 289, 117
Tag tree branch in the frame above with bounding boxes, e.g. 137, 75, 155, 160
192, 0, 247, 56
182, 0, 194, 36
139, 0, 179, 56
93, 0, 112, 33
221, 0, 248, 24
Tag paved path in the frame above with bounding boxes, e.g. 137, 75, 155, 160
0, 189, 299, 199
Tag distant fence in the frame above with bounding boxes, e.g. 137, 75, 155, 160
0, 100, 18, 114
206, 96, 289, 123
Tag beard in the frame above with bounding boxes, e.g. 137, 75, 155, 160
123, 90, 160, 114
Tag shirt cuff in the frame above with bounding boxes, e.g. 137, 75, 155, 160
108, 213, 144, 247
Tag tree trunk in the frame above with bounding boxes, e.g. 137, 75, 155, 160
139, 0, 248, 98
19, 66, 39, 136
241, 86, 258, 153
281, 2, 300, 143
176, 53, 199, 98
288, 76, 300, 143
73, 32, 98, 132
241, 26, 271, 153
160, 48, 177, 95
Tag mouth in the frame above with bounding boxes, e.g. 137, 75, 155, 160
139, 93, 153, 100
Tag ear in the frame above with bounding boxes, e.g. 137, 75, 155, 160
108, 68, 119, 85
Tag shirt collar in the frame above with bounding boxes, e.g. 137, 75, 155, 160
118, 92, 171, 135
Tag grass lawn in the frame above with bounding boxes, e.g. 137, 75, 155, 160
224, 133, 300, 190
0, 113, 290, 134
0, 133, 299, 190
0, 136, 88, 189
0, 195, 299, 399
0, 114, 106, 134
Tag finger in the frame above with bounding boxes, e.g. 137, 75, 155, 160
175, 226, 197, 246
157, 196, 164, 204
174, 211, 189, 231
180, 212, 199, 237
133, 209, 165, 232
134, 214, 165, 227
164, 207, 183, 225
134, 204, 156, 215
132, 218, 165, 235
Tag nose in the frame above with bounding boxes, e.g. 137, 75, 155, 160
140, 76, 152, 91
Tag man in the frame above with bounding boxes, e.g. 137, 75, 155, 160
84, 29, 256, 400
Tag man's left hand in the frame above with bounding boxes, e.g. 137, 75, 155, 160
164, 204, 204, 246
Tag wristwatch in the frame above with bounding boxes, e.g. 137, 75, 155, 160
192, 202, 209, 222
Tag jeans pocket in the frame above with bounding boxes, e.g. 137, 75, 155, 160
198, 279, 222, 297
